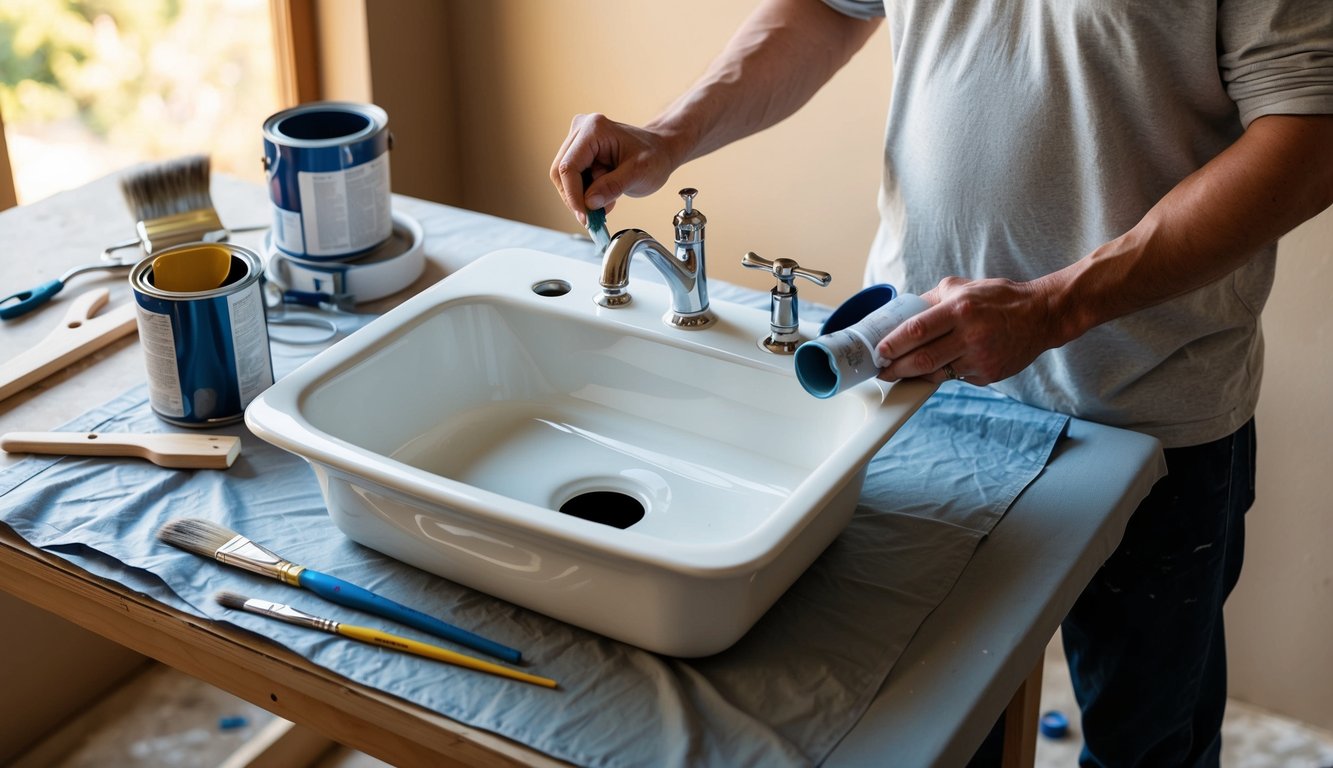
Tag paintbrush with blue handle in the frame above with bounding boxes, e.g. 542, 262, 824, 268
158, 517, 522, 663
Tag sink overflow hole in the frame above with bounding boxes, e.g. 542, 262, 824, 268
532, 279, 571, 297
559, 491, 644, 529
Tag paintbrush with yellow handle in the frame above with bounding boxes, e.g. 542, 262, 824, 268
214, 591, 557, 689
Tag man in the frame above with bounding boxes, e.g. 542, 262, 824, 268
550, 0, 1333, 764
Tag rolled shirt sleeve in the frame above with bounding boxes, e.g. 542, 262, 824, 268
1219, 0, 1333, 126
819, 0, 886, 21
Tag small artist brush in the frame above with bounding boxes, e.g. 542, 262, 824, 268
158, 518, 522, 663
581, 168, 611, 252
215, 591, 556, 689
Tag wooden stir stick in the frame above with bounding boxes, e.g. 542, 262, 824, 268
1, 432, 241, 469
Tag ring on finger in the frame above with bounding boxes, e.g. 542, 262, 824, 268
943, 364, 960, 381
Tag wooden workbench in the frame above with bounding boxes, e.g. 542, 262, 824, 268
0, 174, 1164, 767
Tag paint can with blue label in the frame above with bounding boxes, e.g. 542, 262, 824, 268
262, 101, 393, 261
130, 243, 274, 427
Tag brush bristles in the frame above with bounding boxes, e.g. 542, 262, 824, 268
120, 154, 214, 221
214, 590, 252, 610
587, 207, 606, 233
157, 517, 238, 557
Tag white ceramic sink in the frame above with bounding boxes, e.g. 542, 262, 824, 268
245, 249, 934, 656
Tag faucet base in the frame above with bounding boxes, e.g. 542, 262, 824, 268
759, 335, 801, 355
666, 309, 716, 330
595, 289, 632, 308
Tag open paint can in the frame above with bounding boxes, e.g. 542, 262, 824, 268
262, 101, 393, 261
130, 243, 274, 427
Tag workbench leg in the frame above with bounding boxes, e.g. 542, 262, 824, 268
1000, 659, 1043, 768
219, 718, 336, 768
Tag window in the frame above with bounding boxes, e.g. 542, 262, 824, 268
0, 0, 281, 204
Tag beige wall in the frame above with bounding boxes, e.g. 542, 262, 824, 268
363, 0, 463, 205
313, 0, 371, 102
1227, 206, 1333, 730
437, 1, 888, 305
310, 0, 463, 205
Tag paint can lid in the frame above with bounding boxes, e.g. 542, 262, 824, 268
263, 209, 425, 304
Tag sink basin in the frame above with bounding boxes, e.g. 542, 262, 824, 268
245, 248, 934, 656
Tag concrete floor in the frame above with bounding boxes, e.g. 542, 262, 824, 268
13, 637, 1333, 767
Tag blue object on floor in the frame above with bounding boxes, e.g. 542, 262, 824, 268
1040, 710, 1070, 739
218, 715, 249, 731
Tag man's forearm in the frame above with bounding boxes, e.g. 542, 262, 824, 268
646, 0, 881, 168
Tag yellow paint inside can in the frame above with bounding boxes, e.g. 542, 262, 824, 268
151, 244, 233, 292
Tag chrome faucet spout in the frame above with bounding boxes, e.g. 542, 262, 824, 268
594, 189, 714, 329
599, 228, 707, 312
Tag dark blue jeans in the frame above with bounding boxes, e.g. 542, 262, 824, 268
1062, 418, 1255, 767
969, 419, 1256, 767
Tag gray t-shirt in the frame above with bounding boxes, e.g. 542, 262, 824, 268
823, 0, 1333, 447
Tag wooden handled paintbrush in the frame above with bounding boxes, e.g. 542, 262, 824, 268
103, 154, 266, 263
158, 517, 522, 663
119, 155, 227, 255
214, 591, 556, 689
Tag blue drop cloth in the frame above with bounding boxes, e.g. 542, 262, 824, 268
0, 286, 1068, 767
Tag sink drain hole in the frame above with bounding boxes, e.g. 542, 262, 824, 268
559, 491, 645, 529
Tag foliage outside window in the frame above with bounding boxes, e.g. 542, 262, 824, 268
0, 0, 277, 203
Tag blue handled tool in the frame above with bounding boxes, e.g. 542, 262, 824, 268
296, 569, 521, 663
1, 262, 133, 320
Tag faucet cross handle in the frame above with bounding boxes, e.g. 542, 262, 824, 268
741, 251, 831, 355
742, 252, 832, 292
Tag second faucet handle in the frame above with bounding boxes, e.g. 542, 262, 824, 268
741, 251, 831, 355
741, 252, 832, 289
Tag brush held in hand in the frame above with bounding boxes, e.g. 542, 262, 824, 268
215, 591, 557, 689
158, 518, 522, 663
581, 169, 611, 252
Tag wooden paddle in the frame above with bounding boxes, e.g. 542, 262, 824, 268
0, 288, 138, 404
1, 431, 241, 469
